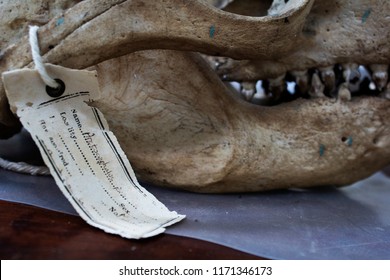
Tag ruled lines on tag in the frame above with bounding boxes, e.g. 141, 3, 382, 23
2, 64, 185, 239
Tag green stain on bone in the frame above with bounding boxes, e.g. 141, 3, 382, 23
347, 136, 353, 147
319, 144, 326, 157
362, 8, 372, 23
209, 25, 216, 38
56, 17, 65, 26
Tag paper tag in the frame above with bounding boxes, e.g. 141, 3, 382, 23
2, 64, 184, 239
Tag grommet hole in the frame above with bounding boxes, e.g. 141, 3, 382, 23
46, 79, 66, 97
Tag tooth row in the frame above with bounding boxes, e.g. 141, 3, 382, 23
234, 64, 390, 104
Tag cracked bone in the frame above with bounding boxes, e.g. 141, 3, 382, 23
0, 0, 389, 192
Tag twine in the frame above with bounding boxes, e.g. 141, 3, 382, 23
29, 25, 59, 88
0, 157, 50, 176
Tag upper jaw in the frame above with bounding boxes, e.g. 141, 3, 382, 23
0, 0, 314, 138
211, 0, 390, 99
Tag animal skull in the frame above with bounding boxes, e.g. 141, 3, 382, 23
0, 0, 389, 192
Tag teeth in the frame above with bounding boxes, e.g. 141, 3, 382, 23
251, 81, 269, 105
319, 66, 336, 93
291, 70, 309, 93
214, 57, 229, 70
337, 83, 352, 102
240, 81, 257, 101
309, 73, 325, 98
381, 82, 390, 100
204, 55, 233, 72
342, 63, 360, 84
370, 64, 389, 91
223, 64, 390, 106
268, 74, 286, 101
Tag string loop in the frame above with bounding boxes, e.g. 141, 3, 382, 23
29, 25, 59, 88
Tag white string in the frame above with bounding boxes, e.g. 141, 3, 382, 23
29, 25, 59, 88
0, 156, 50, 176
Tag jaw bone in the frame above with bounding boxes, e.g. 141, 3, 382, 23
0, 0, 389, 192
214, 0, 390, 81
0, 0, 314, 136
93, 50, 390, 193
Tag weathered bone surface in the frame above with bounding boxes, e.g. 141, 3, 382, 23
0, 0, 313, 131
214, 0, 390, 80
93, 50, 390, 192
0, 0, 81, 137
0, 0, 389, 192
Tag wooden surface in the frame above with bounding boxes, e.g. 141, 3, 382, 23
2, 170, 388, 259
0, 200, 263, 260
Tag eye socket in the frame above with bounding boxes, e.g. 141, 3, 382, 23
222, 0, 273, 17
46, 79, 66, 98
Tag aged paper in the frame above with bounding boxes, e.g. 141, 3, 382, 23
2, 64, 185, 239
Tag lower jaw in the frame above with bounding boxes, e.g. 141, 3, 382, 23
93, 50, 390, 193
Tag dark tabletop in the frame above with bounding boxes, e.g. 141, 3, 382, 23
0, 200, 264, 260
